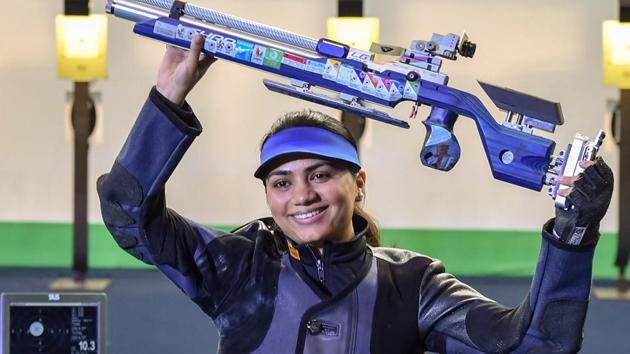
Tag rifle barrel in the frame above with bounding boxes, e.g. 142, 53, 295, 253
132, 0, 319, 51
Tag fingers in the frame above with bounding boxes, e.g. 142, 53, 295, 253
560, 157, 614, 205
156, 34, 213, 105
557, 157, 610, 196
558, 175, 576, 187
159, 45, 185, 73
186, 34, 205, 70
557, 187, 570, 197
164, 44, 187, 64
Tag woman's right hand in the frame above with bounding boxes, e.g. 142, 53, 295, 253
156, 34, 216, 106
554, 157, 614, 246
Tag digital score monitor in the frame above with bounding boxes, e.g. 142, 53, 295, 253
1, 293, 107, 354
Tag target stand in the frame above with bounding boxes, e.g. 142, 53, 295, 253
1, 293, 107, 354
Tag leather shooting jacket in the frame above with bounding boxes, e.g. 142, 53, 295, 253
97, 88, 596, 353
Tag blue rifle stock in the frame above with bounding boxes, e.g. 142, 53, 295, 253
106, 0, 605, 207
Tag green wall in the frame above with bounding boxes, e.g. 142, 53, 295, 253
0, 222, 619, 278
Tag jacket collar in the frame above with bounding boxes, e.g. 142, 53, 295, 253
285, 214, 370, 296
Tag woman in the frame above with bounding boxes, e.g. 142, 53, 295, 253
98, 35, 614, 353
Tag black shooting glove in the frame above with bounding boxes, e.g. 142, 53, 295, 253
553, 157, 614, 246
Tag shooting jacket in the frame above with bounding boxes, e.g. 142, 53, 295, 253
98, 88, 595, 354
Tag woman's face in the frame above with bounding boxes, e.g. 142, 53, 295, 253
265, 158, 366, 247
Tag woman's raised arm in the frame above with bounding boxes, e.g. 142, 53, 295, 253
96, 36, 256, 317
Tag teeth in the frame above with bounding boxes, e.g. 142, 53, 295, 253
293, 209, 323, 220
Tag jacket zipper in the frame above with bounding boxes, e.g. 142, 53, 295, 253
316, 258, 325, 284
309, 247, 325, 285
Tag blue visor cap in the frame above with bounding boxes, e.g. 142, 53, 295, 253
255, 126, 361, 179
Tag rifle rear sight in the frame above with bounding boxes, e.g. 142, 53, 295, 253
410, 33, 477, 61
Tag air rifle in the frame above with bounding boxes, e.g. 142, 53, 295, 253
106, 0, 605, 208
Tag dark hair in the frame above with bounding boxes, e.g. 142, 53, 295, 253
260, 110, 380, 247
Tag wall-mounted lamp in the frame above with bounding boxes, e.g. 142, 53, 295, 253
603, 20, 630, 88
55, 14, 108, 82
327, 17, 380, 50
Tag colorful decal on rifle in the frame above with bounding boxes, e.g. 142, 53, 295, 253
153, 20, 176, 39
217, 37, 237, 57
282, 53, 307, 69
175, 24, 200, 41
323, 59, 341, 80
204, 37, 218, 53
403, 80, 421, 100
336, 64, 356, 86
403, 56, 431, 71
251, 45, 267, 65
263, 48, 284, 69
362, 73, 378, 96
383, 79, 393, 92
376, 78, 391, 99
389, 81, 404, 101
347, 48, 374, 63
349, 69, 366, 91
349, 69, 363, 89
235, 40, 255, 61
305, 60, 326, 75
369, 73, 381, 87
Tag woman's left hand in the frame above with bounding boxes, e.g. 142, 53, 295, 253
554, 157, 614, 246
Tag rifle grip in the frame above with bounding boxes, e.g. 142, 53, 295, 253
420, 107, 460, 171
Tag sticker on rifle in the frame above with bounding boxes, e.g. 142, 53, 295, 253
251, 45, 267, 65
175, 24, 200, 41
349, 69, 366, 91
362, 73, 378, 95
403, 81, 421, 100
305, 60, 326, 75
235, 40, 255, 61
154, 21, 177, 39
376, 78, 391, 99
204, 37, 218, 53
263, 48, 284, 69
389, 81, 403, 101
282, 53, 307, 69
323, 59, 341, 80
347, 48, 374, 63
336, 64, 356, 86
217, 38, 237, 56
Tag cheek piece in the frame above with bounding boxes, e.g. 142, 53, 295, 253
255, 126, 361, 179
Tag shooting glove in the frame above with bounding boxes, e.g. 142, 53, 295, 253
553, 157, 614, 246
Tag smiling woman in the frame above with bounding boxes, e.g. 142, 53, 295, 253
264, 157, 362, 247
97, 34, 614, 353
256, 110, 379, 248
